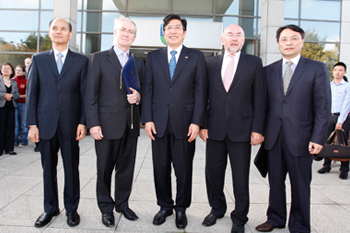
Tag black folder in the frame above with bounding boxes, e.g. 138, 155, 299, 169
254, 143, 269, 178
122, 55, 140, 94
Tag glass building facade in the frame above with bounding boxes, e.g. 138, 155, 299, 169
0, 0, 345, 77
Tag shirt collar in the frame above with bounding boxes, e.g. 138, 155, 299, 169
53, 47, 68, 59
224, 51, 241, 59
113, 46, 129, 57
167, 44, 183, 55
282, 54, 301, 66
332, 79, 346, 85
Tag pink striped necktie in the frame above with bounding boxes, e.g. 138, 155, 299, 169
223, 54, 235, 92
122, 52, 128, 67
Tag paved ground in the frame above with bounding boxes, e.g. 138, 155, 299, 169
1, 129, 350, 232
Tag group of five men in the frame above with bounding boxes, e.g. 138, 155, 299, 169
26, 14, 331, 233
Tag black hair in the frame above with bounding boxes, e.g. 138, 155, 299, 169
1, 62, 15, 78
163, 14, 187, 31
49, 18, 72, 32
334, 62, 347, 71
276, 24, 305, 42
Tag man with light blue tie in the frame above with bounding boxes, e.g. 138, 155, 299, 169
142, 14, 207, 230
318, 62, 350, 179
26, 18, 88, 228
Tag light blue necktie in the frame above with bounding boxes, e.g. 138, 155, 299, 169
169, 50, 177, 80
57, 52, 63, 74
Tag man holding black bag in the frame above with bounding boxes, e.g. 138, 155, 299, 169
318, 62, 350, 179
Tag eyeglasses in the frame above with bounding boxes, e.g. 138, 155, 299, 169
164, 25, 183, 32
225, 33, 243, 39
279, 37, 301, 43
15, 69, 23, 72
118, 27, 135, 36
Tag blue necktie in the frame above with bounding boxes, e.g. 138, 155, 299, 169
57, 52, 63, 74
169, 50, 177, 80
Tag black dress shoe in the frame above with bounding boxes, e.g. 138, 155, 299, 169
175, 211, 187, 230
66, 211, 80, 227
7, 151, 17, 155
256, 221, 285, 232
153, 209, 173, 225
102, 212, 115, 228
34, 209, 60, 228
34, 144, 40, 152
231, 223, 244, 233
318, 167, 331, 174
202, 213, 224, 226
117, 208, 138, 221
339, 171, 348, 180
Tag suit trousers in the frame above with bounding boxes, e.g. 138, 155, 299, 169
0, 107, 15, 153
152, 120, 195, 212
322, 114, 350, 172
95, 128, 137, 214
205, 137, 251, 225
267, 127, 312, 233
40, 122, 80, 214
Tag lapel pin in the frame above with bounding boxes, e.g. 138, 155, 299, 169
185, 56, 189, 59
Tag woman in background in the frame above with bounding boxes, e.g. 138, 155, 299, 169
13, 65, 28, 147
0, 63, 20, 155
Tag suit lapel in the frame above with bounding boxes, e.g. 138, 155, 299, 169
45, 49, 59, 78
274, 59, 284, 96
59, 49, 77, 79
229, 53, 249, 91
107, 47, 122, 71
285, 56, 308, 96
171, 46, 190, 83
156, 47, 171, 82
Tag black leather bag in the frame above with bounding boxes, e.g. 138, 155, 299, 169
318, 129, 350, 160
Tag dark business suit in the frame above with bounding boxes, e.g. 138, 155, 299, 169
85, 47, 144, 214
264, 56, 330, 232
26, 49, 88, 214
142, 46, 207, 212
204, 53, 265, 225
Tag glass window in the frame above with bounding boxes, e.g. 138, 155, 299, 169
172, 0, 212, 14
39, 33, 52, 51
301, 21, 340, 42
0, 0, 39, 9
217, 16, 256, 38
242, 39, 255, 55
128, 0, 167, 12
83, 0, 126, 11
284, 19, 299, 26
81, 33, 113, 54
40, 11, 53, 31
216, 0, 256, 16
41, 0, 54, 9
0, 32, 37, 52
183, 16, 213, 22
0, 10, 39, 31
0, 54, 32, 68
285, 0, 299, 19
77, 11, 82, 32
301, 42, 339, 64
301, 0, 341, 21
84, 12, 120, 33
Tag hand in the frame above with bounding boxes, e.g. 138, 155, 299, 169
251, 132, 264, 146
28, 126, 40, 143
4, 93, 12, 101
187, 124, 199, 143
90, 126, 103, 140
145, 122, 156, 140
308, 142, 323, 154
335, 123, 343, 130
76, 124, 86, 141
199, 129, 208, 143
127, 87, 140, 104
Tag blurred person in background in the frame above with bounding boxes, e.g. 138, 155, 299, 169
0, 62, 20, 156
13, 65, 28, 147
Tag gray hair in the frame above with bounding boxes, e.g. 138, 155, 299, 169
116, 18, 137, 35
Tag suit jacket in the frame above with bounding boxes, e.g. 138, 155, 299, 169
204, 53, 266, 142
26, 49, 88, 140
264, 56, 331, 157
0, 77, 20, 107
85, 47, 144, 139
141, 46, 207, 139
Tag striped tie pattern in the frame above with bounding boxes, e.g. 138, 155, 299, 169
283, 61, 293, 95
